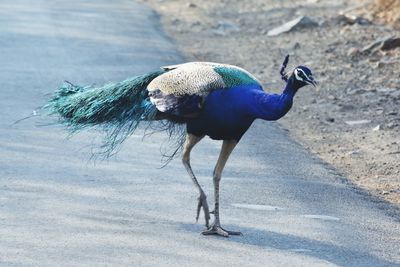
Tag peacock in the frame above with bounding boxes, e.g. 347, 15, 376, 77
44, 55, 316, 237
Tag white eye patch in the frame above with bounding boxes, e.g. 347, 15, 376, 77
294, 69, 303, 81
294, 68, 311, 82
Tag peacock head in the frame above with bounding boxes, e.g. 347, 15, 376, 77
280, 55, 317, 90
291, 66, 317, 89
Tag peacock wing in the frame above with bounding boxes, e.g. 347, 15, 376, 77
147, 62, 262, 117
148, 62, 226, 96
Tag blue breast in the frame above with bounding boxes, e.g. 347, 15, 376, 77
187, 84, 262, 141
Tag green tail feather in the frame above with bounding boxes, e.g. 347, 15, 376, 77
44, 70, 166, 157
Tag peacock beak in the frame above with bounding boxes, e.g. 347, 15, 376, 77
311, 79, 317, 87
312, 80, 319, 91
306, 78, 317, 88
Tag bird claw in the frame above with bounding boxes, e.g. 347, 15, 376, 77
202, 223, 242, 237
196, 193, 210, 228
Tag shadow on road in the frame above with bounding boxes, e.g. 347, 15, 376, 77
182, 223, 397, 267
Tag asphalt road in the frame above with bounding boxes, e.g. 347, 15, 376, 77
0, 1, 399, 266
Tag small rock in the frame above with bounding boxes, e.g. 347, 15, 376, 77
347, 88, 366, 95
347, 47, 360, 57
190, 21, 202, 28
377, 88, 395, 94
338, 104, 355, 112
347, 150, 360, 156
372, 125, 381, 131
187, 2, 197, 8
330, 14, 350, 26
237, 18, 246, 26
171, 18, 180, 25
373, 61, 384, 69
326, 117, 335, 123
216, 20, 240, 34
367, 55, 381, 63
362, 36, 400, 54
350, 15, 371, 25
381, 37, 400, 50
210, 29, 225, 36
362, 38, 384, 54
325, 45, 336, 53
389, 90, 400, 99
331, 14, 371, 26
345, 120, 371, 126
267, 16, 318, 36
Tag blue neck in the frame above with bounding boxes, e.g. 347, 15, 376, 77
250, 77, 299, 121
282, 76, 299, 100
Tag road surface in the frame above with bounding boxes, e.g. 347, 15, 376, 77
0, 0, 399, 266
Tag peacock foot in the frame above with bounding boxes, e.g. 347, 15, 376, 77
202, 222, 242, 237
196, 193, 210, 228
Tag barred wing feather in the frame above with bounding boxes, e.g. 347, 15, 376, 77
147, 62, 261, 117
148, 62, 261, 96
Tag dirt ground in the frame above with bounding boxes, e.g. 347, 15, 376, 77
371, 0, 400, 25
142, 0, 400, 205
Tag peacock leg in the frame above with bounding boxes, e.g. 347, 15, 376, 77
202, 140, 242, 237
182, 134, 210, 228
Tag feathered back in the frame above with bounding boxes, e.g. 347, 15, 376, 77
148, 62, 261, 96
44, 70, 165, 156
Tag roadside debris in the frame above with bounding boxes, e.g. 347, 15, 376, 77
267, 16, 318, 36
211, 20, 240, 36
217, 20, 240, 33
330, 14, 371, 26
362, 36, 400, 54
372, 125, 381, 131
345, 120, 371, 126
347, 47, 360, 57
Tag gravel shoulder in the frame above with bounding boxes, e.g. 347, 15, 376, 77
142, 0, 400, 205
